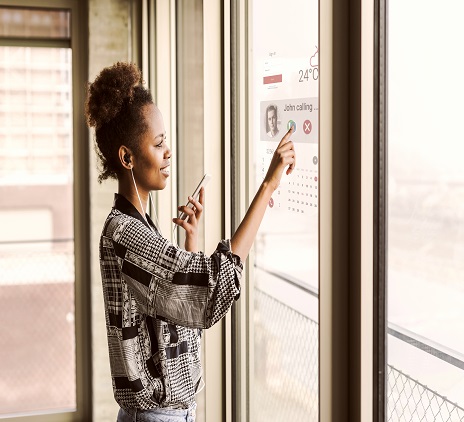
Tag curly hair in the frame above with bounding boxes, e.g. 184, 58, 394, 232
85, 62, 153, 182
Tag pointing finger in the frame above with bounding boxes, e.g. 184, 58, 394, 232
276, 125, 294, 148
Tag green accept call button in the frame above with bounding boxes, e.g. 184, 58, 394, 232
287, 120, 296, 132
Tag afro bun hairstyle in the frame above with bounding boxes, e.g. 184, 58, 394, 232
85, 62, 153, 182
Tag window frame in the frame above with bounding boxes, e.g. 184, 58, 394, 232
373, 0, 387, 420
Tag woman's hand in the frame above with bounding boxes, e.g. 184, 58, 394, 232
172, 187, 205, 252
263, 126, 295, 191
230, 127, 295, 262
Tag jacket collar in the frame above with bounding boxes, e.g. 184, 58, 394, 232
113, 193, 157, 231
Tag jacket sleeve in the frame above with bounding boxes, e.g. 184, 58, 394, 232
109, 214, 243, 329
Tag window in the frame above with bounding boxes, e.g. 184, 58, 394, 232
385, 1, 464, 420
0, 3, 89, 420
245, 0, 319, 420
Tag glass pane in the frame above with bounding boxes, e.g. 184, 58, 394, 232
176, 2, 206, 421
387, 2, 464, 420
176, 0, 205, 262
250, 0, 319, 420
0, 46, 75, 415
0, 7, 70, 39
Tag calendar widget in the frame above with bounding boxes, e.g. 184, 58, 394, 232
259, 144, 318, 215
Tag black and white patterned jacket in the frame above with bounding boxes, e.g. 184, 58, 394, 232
99, 194, 243, 410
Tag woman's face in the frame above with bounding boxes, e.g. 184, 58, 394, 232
133, 103, 171, 191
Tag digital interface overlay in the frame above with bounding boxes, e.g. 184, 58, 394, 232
252, 0, 319, 289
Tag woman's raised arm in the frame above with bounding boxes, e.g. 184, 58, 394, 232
231, 126, 295, 261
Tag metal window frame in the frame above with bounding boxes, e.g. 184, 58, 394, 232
0, 4, 71, 47
318, 0, 352, 419
359, 0, 376, 420
373, 0, 387, 420
0, 1, 91, 421
228, 0, 248, 421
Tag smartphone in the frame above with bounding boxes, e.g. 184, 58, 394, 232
178, 173, 212, 220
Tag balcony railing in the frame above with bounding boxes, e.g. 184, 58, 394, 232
0, 239, 76, 415
254, 266, 464, 422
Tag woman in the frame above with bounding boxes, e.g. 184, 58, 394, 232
85, 62, 295, 422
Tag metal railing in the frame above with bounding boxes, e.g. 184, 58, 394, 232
388, 365, 464, 422
253, 288, 318, 422
254, 266, 464, 422
387, 324, 464, 422
0, 239, 76, 415
0, 238, 74, 286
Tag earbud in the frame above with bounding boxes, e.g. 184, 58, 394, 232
124, 154, 133, 168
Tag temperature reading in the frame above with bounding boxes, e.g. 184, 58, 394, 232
298, 67, 319, 82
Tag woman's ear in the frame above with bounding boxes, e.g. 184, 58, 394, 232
118, 146, 133, 169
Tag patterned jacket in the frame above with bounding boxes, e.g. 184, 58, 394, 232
99, 194, 243, 410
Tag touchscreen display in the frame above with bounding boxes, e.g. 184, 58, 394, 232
252, 0, 319, 290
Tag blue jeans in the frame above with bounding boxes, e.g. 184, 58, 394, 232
117, 404, 196, 422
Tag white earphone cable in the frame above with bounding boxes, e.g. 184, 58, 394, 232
148, 191, 167, 239
130, 166, 153, 231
